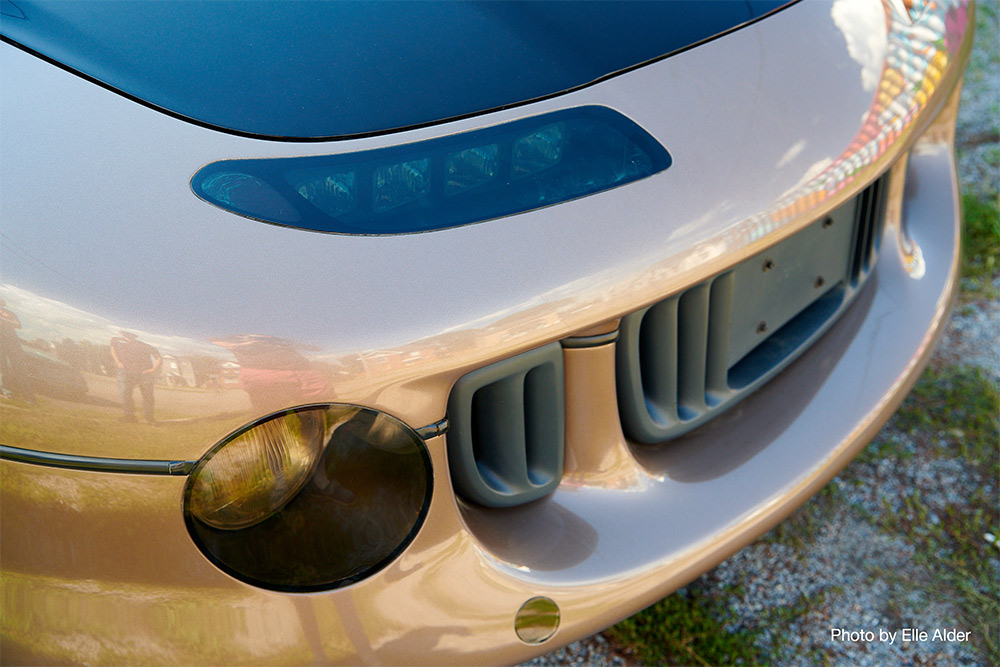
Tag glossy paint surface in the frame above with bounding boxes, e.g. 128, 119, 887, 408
0, 0, 971, 463
0, 140, 965, 661
0, 0, 973, 663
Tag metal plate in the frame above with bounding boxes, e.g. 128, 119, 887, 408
727, 202, 856, 368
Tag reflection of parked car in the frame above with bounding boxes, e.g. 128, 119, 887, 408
0, 1, 974, 664
23, 348, 87, 401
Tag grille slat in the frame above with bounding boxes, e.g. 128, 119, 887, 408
638, 295, 679, 424
850, 187, 871, 285
677, 283, 711, 420
471, 375, 527, 487
864, 176, 884, 271
524, 365, 562, 487
705, 273, 735, 405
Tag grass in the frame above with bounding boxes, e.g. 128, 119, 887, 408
960, 192, 1000, 298
892, 364, 999, 467
607, 584, 767, 666
878, 364, 1000, 664
875, 486, 1000, 663
608, 582, 831, 666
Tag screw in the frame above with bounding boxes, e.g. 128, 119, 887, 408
822, 217, 834, 229
757, 321, 768, 334
762, 258, 775, 272
815, 276, 826, 288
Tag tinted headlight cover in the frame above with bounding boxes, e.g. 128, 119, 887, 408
184, 405, 433, 592
191, 106, 671, 235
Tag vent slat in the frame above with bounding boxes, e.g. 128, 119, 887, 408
524, 365, 561, 486
471, 375, 527, 484
677, 283, 710, 419
850, 186, 873, 285
639, 296, 679, 423
705, 272, 735, 404
863, 176, 883, 271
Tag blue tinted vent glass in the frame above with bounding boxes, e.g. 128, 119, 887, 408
191, 106, 671, 235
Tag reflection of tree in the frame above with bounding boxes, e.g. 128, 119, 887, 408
55, 338, 85, 372
26, 338, 52, 353
77, 340, 115, 376
188, 354, 223, 387
337, 355, 367, 376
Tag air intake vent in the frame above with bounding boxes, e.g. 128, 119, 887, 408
618, 175, 887, 444
447, 343, 564, 507
616, 276, 734, 442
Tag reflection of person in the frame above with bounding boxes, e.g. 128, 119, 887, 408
211, 334, 330, 414
110, 331, 161, 423
0, 299, 35, 402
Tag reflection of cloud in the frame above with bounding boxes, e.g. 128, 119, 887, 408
780, 157, 833, 198
669, 200, 737, 240
1, 284, 116, 343
832, 0, 887, 92
0, 284, 224, 357
776, 139, 807, 168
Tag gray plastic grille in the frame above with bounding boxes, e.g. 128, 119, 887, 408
850, 174, 887, 285
447, 343, 564, 507
618, 174, 887, 444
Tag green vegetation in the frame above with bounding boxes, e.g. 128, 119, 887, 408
608, 583, 830, 666
875, 486, 1000, 663
608, 585, 766, 666
960, 192, 1000, 298
893, 364, 999, 467
878, 364, 1000, 664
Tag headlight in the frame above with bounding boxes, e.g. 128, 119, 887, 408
184, 405, 432, 592
191, 105, 671, 235
187, 408, 334, 530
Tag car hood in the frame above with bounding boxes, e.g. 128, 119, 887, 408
1, 0, 790, 140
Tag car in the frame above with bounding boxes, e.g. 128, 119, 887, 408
22, 347, 88, 401
0, 0, 973, 663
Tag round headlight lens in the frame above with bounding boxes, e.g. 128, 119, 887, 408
187, 407, 346, 529
184, 405, 432, 592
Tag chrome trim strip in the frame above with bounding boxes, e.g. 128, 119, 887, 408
561, 330, 620, 349
1, 416, 448, 472
415, 418, 449, 440
0, 445, 196, 475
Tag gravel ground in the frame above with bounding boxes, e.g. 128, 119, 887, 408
956, 0, 1000, 200
525, 3, 999, 665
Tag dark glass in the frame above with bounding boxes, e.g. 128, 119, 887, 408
3, 1, 789, 138
185, 406, 432, 592
191, 106, 672, 235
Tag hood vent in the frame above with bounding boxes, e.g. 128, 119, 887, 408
447, 343, 564, 507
